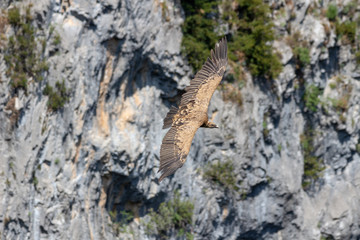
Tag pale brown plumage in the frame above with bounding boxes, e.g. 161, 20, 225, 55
159, 38, 228, 182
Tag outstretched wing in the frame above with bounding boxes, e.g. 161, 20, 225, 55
180, 38, 227, 110
162, 38, 228, 129
159, 121, 200, 182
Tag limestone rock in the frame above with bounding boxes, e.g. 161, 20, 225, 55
0, 0, 360, 239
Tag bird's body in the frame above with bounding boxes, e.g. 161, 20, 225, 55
159, 38, 228, 182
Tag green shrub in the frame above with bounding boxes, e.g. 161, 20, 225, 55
5, 178, 11, 187
33, 176, 38, 186
228, 0, 282, 79
146, 191, 194, 239
356, 144, 360, 153
300, 128, 325, 189
336, 20, 356, 44
109, 210, 133, 234
181, 0, 219, 72
294, 47, 310, 67
326, 4, 338, 21
181, 33, 217, 72
304, 85, 322, 112
355, 51, 360, 65
331, 95, 349, 112
181, 0, 217, 16
7, 7, 21, 26
286, 31, 311, 69
263, 120, 269, 138
262, 111, 270, 138
204, 160, 239, 191
53, 33, 61, 45
329, 82, 336, 89
43, 80, 69, 111
3, 6, 49, 91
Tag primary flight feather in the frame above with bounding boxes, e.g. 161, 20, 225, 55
158, 38, 228, 182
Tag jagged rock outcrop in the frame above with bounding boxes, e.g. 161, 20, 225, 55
0, 0, 360, 239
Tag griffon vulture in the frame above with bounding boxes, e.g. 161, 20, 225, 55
159, 38, 228, 182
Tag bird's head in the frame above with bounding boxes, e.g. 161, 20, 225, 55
205, 121, 218, 128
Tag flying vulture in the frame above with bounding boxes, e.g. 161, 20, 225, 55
159, 38, 228, 182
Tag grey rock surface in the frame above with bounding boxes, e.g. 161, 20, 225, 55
0, 0, 360, 239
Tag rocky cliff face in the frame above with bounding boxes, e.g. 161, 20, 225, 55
0, 0, 360, 239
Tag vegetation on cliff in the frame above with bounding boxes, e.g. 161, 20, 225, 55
3, 6, 48, 91
146, 191, 194, 239
1, 5, 67, 111
181, 0, 282, 80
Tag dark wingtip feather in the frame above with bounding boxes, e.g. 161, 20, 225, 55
212, 37, 227, 64
158, 160, 183, 182
162, 106, 178, 129
179, 37, 228, 106
159, 127, 185, 182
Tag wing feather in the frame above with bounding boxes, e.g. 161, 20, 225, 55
163, 106, 178, 129
180, 38, 227, 106
159, 121, 199, 182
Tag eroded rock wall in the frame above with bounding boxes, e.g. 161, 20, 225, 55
0, 0, 360, 239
